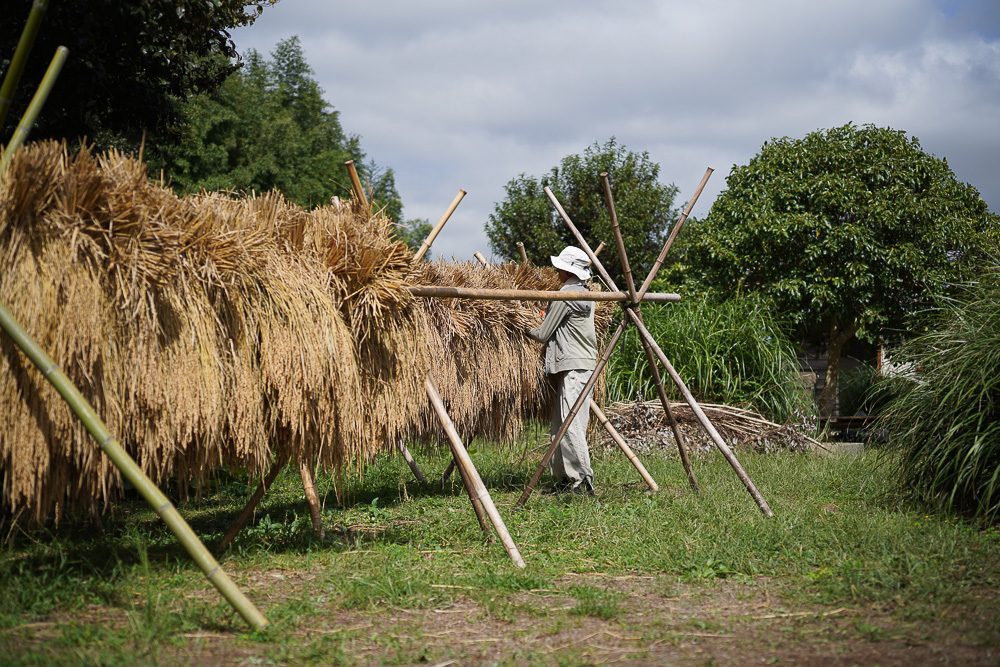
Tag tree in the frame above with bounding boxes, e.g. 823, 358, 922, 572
685, 123, 997, 415
151, 37, 402, 214
1, 0, 276, 149
486, 138, 679, 287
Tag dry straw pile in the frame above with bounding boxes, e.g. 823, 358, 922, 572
0, 141, 609, 526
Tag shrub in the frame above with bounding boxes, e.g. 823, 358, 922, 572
874, 267, 1000, 522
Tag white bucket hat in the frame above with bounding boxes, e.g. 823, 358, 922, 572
550, 246, 592, 280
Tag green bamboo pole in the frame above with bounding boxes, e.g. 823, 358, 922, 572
0, 0, 50, 129
0, 45, 67, 176
0, 301, 270, 631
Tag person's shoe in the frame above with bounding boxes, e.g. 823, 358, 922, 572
542, 479, 570, 495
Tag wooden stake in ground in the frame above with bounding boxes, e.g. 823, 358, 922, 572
397, 438, 427, 484
217, 452, 290, 553
425, 377, 525, 567
299, 460, 325, 538
590, 400, 658, 492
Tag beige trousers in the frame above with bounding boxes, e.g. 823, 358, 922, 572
548, 369, 594, 486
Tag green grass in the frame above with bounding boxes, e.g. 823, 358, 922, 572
2, 434, 999, 664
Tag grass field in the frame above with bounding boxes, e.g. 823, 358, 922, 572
2, 431, 999, 665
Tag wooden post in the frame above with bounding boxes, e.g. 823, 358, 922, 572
516, 242, 528, 264
397, 438, 427, 484
474, 251, 488, 265
426, 377, 525, 567
413, 190, 466, 264
344, 159, 367, 205
547, 183, 774, 517
299, 460, 325, 538
590, 400, 658, 492
449, 439, 494, 542
217, 452, 290, 553
601, 172, 698, 492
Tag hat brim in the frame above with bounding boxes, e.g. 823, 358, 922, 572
550, 255, 592, 280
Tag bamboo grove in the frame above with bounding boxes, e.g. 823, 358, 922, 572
0, 141, 613, 526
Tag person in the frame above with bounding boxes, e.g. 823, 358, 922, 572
527, 246, 598, 496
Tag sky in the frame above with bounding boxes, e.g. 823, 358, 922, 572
231, 0, 999, 263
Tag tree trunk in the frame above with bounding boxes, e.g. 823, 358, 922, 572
818, 314, 858, 418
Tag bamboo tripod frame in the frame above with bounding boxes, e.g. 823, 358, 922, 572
514, 171, 773, 517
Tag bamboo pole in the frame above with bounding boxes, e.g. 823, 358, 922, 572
0, 0, 50, 129
590, 401, 658, 492
450, 437, 493, 542
344, 159, 367, 205
635, 167, 714, 299
473, 251, 488, 265
516, 242, 528, 264
413, 190, 466, 264
593, 241, 606, 258
547, 185, 774, 517
425, 377, 525, 567
600, 173, 698, 492
0, 301, 269, 630
397, 438, 427, 484
298, 460, 325, 538
408, 286, 680, 303
1, 46, 68, 177
217, 453, 290, 553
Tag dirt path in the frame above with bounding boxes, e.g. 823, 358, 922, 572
158, 571, 999, 666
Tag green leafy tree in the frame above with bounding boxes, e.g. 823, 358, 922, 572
486, 138, 679, 287
686, 123, 997, 415
1, 0, 275, 148
152, 37, 402, 214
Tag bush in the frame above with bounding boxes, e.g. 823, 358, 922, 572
605, 292, 814, 425
874, 267, 1000, 522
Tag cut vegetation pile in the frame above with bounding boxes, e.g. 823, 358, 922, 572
601, 399, 819, 454
0, 141, 609, 525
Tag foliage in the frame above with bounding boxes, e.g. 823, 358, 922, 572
605, 292, 814, 424
874, 267, 1000, 523
685, 123, 997, 413
1, 0, 276, 148
151, 37, 402, 213
485, 138, 679, 288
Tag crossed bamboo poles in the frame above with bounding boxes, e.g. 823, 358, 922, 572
513, 172, 773, 517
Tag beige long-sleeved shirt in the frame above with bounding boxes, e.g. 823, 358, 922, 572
527, 276, 597, 374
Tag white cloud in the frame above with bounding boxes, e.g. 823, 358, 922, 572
232, 0, 1000, 262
